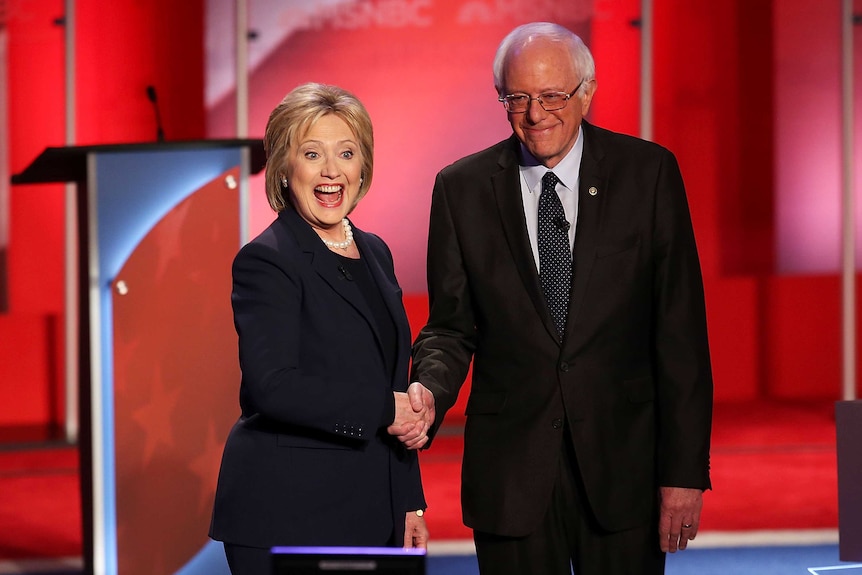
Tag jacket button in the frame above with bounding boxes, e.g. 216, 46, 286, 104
552, 418, 563, 429
559, 362, 569, 372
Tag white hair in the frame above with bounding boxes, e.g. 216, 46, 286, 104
492, 22, 596, 96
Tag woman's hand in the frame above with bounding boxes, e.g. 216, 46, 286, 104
403, 510, 429, 549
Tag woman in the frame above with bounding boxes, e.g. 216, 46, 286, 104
210, 83, 429, 574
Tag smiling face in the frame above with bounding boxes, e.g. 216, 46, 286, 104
284, 113, 364, 234
502, 38, 595, 168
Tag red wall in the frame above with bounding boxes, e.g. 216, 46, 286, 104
1, 0, 204, 431
2, 0, 857, 433
654, 0, 855, 401
74, 1, 205, 145
3, 0, 66, 429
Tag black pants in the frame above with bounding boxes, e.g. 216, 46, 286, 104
473, 435, 666, 575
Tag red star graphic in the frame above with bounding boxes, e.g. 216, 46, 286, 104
131, 364, 181, 465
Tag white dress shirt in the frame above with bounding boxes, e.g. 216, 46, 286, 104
518, 126, 584, 272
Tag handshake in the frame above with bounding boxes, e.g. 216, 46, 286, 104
388, 382, 436, 450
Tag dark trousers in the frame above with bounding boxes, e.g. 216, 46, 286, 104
473, 435, 666, 575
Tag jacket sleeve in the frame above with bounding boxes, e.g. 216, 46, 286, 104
411, 171, 477, 440
652, 148, 713, 490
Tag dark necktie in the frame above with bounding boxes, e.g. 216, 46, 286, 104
538, 171, 572, 337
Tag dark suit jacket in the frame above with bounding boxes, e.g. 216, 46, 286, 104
210, 207, 425, 548
412, 121, 713, 537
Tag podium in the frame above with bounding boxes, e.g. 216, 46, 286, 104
12, 141, 265, 575
836, 400, 862, 561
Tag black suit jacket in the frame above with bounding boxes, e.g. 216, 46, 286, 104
412, 121, 713, 537
211, 208, 425, 548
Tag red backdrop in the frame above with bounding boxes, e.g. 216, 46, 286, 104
3, 0, 205, 431
3, 0, 861, 435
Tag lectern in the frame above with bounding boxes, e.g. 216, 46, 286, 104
12, 141, 265, 575
836, 400, 862, 561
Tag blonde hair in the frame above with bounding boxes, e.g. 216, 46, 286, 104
263, 83, 374, 212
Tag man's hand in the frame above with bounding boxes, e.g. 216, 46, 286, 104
658, 486, 703, 552
403, 510, 429, 549
387, 382, 435, 450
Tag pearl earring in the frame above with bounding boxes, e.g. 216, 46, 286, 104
280, 176, 288, 187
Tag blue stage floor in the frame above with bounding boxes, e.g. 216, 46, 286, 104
426, 545, 861, 575
3, 544, 860, 575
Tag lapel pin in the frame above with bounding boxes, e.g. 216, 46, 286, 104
588, 186, 598, 196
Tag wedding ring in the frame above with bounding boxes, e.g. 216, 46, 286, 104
683, 523, 693, 528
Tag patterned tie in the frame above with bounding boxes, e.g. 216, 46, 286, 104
538, 171, 572, 337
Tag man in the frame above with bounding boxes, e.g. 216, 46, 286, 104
407, 21, 713, 575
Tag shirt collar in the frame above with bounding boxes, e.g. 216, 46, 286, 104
519, 125, 584, 193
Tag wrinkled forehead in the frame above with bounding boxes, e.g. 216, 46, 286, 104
502, 39, 579, 92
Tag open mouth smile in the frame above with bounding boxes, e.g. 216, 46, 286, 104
314, 184, 344, 208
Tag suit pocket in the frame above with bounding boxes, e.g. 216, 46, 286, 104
596, 235, 641, 258
465, 391, 507, 415
623, 376, 655, 403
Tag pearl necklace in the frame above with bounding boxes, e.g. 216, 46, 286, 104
321, 218, 354, 250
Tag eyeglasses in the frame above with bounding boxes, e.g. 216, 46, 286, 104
498, 80, 585, 113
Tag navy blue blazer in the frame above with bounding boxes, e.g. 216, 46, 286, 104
210, 207, 425, 548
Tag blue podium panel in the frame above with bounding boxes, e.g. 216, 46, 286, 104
89, 148, 245, 574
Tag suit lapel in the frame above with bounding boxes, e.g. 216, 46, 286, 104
492, 136, 561, 342
358, 234, 411, 387
564, 121, 608, 342
281, 210, 384, 351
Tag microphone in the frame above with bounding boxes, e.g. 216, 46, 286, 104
338, 265, 353, 281
553, 217, 570, 232
146, 85, 165, 142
